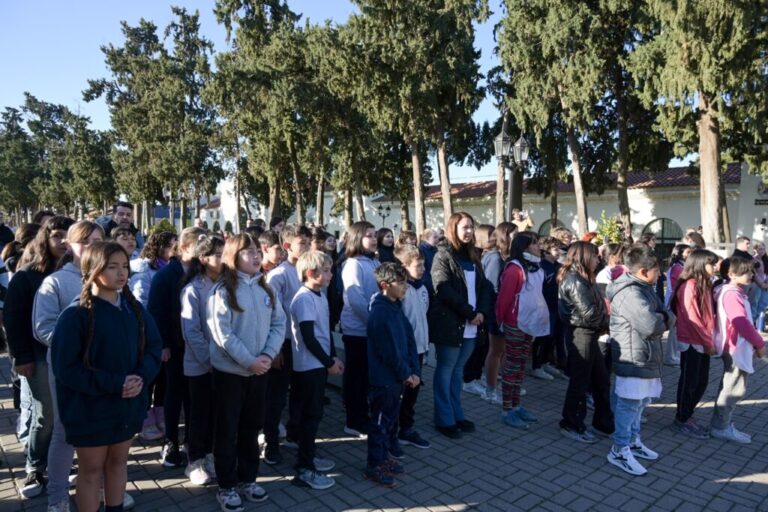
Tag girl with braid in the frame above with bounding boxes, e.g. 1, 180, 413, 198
51, 242, 161, 512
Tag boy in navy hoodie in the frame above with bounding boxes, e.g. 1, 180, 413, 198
365, 263, 420, 487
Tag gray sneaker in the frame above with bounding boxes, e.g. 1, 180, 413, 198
294, 469, 335, 490
313, 457, 335, 472
710, 423, 751, 444
560, 427, 598, 444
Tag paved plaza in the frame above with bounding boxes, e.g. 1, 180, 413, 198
1, 345, 767, 512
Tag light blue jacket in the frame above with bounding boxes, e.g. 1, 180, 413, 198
129, 258, 157, 306
340, 255, 381, 337
207, 271, 286, 377
33, 263, 82, 347
180, 275, 216, 377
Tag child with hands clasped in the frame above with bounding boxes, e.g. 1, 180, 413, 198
289, 251, 344, 490
206, 234, 286, 512
709, 255, 766, 444
365, 263, 421, 487
51, 242, 162, 512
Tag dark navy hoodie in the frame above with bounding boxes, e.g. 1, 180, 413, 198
366, 293, 420, 387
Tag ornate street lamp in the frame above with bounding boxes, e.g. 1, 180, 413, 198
377, 205, 391, 227
494, 112, 512, 222
509, 135, 530, 215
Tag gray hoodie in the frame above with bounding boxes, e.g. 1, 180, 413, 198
180, 275, 216, 377
340, 255, 381, 337
33, 262, 82, 347
207, 271, 286, 377
606, 272, 676, 379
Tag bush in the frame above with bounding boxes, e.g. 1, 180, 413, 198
595, 211, 623, 244
150, 219, 177, 236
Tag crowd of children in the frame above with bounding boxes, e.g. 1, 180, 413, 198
1, 205, 767, 511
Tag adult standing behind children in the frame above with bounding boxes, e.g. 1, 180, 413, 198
558, 241, 614, 443
606, 244, 675, 476
340, 221, 381, 437
429, 212, 492, 439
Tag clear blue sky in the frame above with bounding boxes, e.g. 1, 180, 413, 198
0, 1, 507, 184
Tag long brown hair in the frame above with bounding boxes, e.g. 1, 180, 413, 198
345, 221, 376, 258
670, 249, 719, 316
26, 216, 76, 273
475, 224, 496, 255
445, 212, 480, 264
220, 234, 275, 312
558, 241, 599, 284
1, 223, 40, 264
79, 242, 145, 369
494, 222, 517, 260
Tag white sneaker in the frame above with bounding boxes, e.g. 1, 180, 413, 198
482, 388, 502, 404
313, 457, 335, 472
711, 423, 752, 444
295, 468, 335, 490
531, 368, 554, 380
238, 482, 268, 502
543, 363, 566, 379
205, 453, 217, 478
630, 438, 659, 460
217, 488, 244, 512
520, 387, 527, 396
343, 425, 367, 438
68, 473, 77, 488
47, 500, 70, 512
124, 492, 135, 510
185, 458, 213, 486
607, 445, 647, 476
462, 380, 486, 396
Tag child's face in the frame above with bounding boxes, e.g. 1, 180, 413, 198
456, 218, 474, 244
69, 230, 104, 261
405, 258, 425, 280
96, 251, 130, 291
308, 263, 333, 288
237, 245, 262, 276
286, 235, 310, 259
200, 248, 224, 277
704, 262, 716, 277
634, 266, 660, 285
324, 236, 337, 252
115, 234, 136, 255
262, 243, 282, 264
160, 242, 175, 261
526, 239, 542, 257
383, 279, 408, 301
730, 270, 753, 286
362, 228, 377, 252
382, 232, 395, 247
311, 238, 325, 251
49, 229, 69, 259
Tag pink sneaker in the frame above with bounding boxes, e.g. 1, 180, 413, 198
141, 408, 164, 441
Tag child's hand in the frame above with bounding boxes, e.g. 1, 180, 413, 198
410, 375, 421, 387
470, 313, 484, 326
271, 352, 284, 370
328, 358, 344, 375
161, 348, 171, 362
705, 346, 717, 356
249, 355, 272, 375
756, 346, 766, 358
122, 375, 143, 398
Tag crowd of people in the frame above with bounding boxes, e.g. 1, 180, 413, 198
0, 205, 766, 512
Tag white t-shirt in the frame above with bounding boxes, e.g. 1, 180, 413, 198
614, 376, 662, 400
290, 287, 332, 372
463, 268, 477, 339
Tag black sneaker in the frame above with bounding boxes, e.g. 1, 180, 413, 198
263, 443, 282, 465
398, 430, 431, 449
388, 443, 405, 460
456, 419, 475, 433
161, 442, 185, 468
435, 425, 462, 439
20, 471, 45, 498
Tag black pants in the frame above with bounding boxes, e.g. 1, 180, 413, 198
367, 384, 402, 468
164, 346, 189, 445
676, 346, 711, 423
463, 330, 488, 383
187, 373, 214, 462
148, 364, 166, 409
212, 369, 267, 489
292, 368, 327, 471
263, 340, 297, 444
398, 354, 424, 434
342, 335, 369, 431
561, 326, 614, 434
532, 335, 555, 369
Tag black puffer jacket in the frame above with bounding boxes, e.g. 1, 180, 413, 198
428, 245, 493, 347
558, 271, 608, 331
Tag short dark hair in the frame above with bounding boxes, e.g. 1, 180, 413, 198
281, 224, 311, 245
110, 226, 135, 239
373, 262, 407, 288
625, 243, 660, 273
244, 226, 264, 240
258, 230, 280, 248
113, 201, 134, 213
269, 216, 284, 229
728, 255, 754, 277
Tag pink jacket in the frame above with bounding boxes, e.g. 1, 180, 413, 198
674, 280, 715, 351
717, 284, 765, 354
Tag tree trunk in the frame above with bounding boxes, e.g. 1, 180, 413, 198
286, 133, 305, 225
168, 198, 175, 225
344, 189, 353, 229
141, 200, 149, 233
399, 194, 411, 231
194, 195, 200, 220
268, 179, 281, 221
698, 93, 723, 245
495, 159, 505, 225
566, 127, 589, 236
615, 73, 631, 230
435, 133, 453, 226
409, 140, 426, 234
719, 168, 732, 243
550, 171, 559, 225
316, 177, 325, 226
354, 180, 366, 222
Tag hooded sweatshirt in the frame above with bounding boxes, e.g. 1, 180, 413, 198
207, 271, 286, 377
340, 255, 381, 337
367, 293, 419, 387
180, 275, 216, 376
33, 262, 83, 347
401, 277, 430, 354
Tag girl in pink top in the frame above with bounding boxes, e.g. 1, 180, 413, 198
663, 244, 691, 366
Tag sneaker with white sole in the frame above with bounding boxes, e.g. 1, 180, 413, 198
204, 453, 217, 478
462, 380, 486, 396
531, 368, 554, 380
294, 468, 335, 490
278, 421, 287, 439
313, 457, 335, 472
123, 492, 135, 510
343, 425, 367, 438
710, 423, 752, 444
238, 482, 268, 502
543, 363, 566, 379
161, 442, 185, 468
607, 445, 647, 476
283, 436, 299, 449
629, 438, 659, 461
20, 471, 45, 498
47, 500, 70, 512
559, 427, 598, 444
185, 458, 213, 486
217, 488, 243, 512
482, 387, 502, 404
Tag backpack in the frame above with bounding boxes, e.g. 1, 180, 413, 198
505, 260, 550, 337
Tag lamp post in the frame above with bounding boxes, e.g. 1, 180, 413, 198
377, 205, 391, 227
493, 110, 512, 223
510, 135, 530, 214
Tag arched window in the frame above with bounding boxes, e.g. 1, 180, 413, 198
642, 218, 683, 261
537, 219, 566, 237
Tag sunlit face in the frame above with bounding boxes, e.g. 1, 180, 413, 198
704, 262, 716, 277
113, 206, 133, 227
200, 248, 224, 278
324, 236, 337, 253
456, 218, 474, 244
382, 232, 394, 247
754, 244, 766, 257
426, 232, 439, 246
311, 263, 333, 288
402, 237, 416, 246
730, 269, 753, 286
237, 245, 262, 276
362, 228, 377, 252
311, 238, 325, 251
114, 234, 136, 256
49, 229, 69, 259
69, 230, 104, 262
287, 235, 310, 258
384, 279, 408, 301
95, 251, 130, 292
526, 239, 542, 257
405, 258, 425, 281
261, 243, 282, 264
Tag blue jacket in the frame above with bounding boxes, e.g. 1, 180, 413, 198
419, 241, 437, 295
367, 293, 420, 387
51, 296, 162, 439
147, 258, 185, 350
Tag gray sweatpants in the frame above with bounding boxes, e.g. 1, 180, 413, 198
710, 352, 749, 431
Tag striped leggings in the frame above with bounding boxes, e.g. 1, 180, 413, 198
502, 323, 533, 411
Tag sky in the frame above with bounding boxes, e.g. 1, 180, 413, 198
0, 1, 507, 184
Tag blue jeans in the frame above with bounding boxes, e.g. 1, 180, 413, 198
26, 356, 53, 473
17, 376, 32, 445
46, 351, 75, 505
433, 338, 476, 427
367, 384, 402, 468
612, 396, 651, 449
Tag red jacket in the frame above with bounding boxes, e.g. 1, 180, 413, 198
496, 262, 524, 327
674, 280, 715, 351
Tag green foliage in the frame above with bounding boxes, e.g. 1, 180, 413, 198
595, 211, 623, 245
150, 218, 176, 235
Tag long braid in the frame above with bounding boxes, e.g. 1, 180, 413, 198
122, 284, 146, 364
80, 285, 95, 369
258, 273, 276, 310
